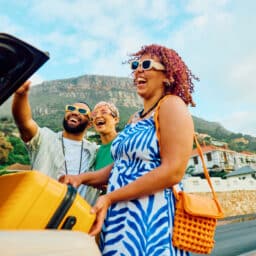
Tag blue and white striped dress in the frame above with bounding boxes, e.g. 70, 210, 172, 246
99, 111, 190, 256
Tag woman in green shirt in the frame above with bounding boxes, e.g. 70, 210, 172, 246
91, 101, 119, 170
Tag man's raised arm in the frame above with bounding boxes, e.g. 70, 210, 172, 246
12, 80, 38, 142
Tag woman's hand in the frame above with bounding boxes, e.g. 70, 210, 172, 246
58, 174, 82, 188
89, 194, 112, 236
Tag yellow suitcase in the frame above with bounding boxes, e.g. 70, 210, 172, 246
0, 171, 96, 233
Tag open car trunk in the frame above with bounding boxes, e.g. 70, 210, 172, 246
0, 33, 49, 105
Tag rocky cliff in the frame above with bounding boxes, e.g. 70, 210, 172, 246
0, 74, 255, 152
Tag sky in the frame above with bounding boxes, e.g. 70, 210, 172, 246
1, 0, 255, 137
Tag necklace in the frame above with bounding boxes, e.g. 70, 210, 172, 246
61, 135, 84, 175
139, 96, 163, 119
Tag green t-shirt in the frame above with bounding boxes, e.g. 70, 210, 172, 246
94, 141, 114, 170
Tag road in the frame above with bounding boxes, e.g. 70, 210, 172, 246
192, 219, 256, 256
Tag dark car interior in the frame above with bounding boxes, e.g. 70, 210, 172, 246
0, 33, 49, 105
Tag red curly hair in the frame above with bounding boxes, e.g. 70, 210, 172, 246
128, 44, 199, 107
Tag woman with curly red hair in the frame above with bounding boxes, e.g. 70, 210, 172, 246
60, 44, 199, 255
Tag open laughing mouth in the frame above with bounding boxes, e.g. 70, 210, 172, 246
67, 116, 81, 125
135, 77, 147, 87
95, 119, 106, 127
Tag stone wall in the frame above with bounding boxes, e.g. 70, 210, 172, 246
183, 176, 256, 192
196, 190, 256, 217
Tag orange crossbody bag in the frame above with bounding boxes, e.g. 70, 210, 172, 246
154, 96, 224, 254
172, 135, 224, 254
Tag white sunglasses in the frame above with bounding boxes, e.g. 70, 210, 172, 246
130, 59, 165, 71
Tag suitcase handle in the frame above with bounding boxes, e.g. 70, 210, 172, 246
46, 185, 77, 229
61, 216, 77, 229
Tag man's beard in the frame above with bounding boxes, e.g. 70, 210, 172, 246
62, 118, 89, 134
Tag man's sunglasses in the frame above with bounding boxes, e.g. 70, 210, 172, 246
130, 59, 165, 71
65, 105, 90, 115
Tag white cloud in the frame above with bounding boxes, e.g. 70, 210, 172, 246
186, 0, 230, 14
27, 0, 166, 77
0, 16, 22, 34
227, 53, 256, 102
1, 0, 255, 137
163, 0, 256, 137
30, 74, 45, 86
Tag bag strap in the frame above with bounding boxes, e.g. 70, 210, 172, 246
187, 136, 224, 214
192, 135, 218, 200
171, 135, 219, 202
154, 96, 220, 203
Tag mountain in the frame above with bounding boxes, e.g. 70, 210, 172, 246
193, 116, 232, 138
0, 74, 255, 152
0, 74, 142, 130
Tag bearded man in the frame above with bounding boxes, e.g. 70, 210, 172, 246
12, 81, 97, 204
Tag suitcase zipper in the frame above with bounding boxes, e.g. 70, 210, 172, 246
46, 185, 77, 229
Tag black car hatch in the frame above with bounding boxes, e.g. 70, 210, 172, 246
0, 33, 49, 105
